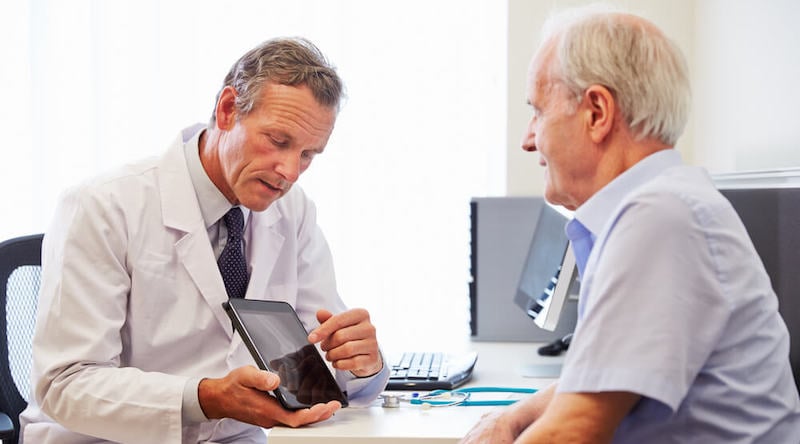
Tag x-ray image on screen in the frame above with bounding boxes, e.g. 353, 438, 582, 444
513, 203, 578, 331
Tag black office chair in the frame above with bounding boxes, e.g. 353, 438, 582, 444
0, 234, 43, 444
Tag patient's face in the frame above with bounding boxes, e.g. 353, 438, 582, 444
523, 45, 595, 211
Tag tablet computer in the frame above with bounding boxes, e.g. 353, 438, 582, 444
222, 299, 349, 410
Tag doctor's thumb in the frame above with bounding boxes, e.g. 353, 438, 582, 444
254, 370, 280, 391
238, 365, 280, 391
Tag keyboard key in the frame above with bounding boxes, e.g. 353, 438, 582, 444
387, 351, 477, 390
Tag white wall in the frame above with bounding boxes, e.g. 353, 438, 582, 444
0, 0, 508, 351
505, 0, 800, 195
693, 0, 800, 173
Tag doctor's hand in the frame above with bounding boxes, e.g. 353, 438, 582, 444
198, 365, 340, 428
308, 308, 383, 377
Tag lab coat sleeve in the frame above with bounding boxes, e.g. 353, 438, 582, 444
338, 357, 390, 407
33, 184, 186, 444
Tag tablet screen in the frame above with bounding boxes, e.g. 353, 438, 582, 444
223, 299, 349, 410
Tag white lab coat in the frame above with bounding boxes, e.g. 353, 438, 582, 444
20, 130, 387, 443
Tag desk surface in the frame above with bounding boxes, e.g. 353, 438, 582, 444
267, 341, 563, 444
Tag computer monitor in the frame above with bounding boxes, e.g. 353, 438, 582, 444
513, 203, 579, 332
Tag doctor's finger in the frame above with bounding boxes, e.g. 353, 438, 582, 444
308, 309, 334, 343
319, 321, 378, 352
309, 308, 371, 344
324, 338, 379, 364
275, 401, 341, 428
329, 349, 382, 375
315, 309, 334, 325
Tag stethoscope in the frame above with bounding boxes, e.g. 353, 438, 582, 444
381, 386, 538, 408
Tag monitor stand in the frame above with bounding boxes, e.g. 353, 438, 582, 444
518, 364, 562, 378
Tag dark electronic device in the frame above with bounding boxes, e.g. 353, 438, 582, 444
513, 203, 578, 332
386, 351, 478, 390
222, 299, 349, 410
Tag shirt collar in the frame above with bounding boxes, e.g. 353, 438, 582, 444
573, 149, 683, 237
183, 125, 251, 228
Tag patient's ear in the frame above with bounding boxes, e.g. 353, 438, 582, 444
583, 85, 615, 144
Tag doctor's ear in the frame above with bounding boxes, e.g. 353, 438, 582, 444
215, 86, 238, 131
583, 85, 615, 144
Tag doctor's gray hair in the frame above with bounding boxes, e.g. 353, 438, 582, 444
541, 6, 691, 146
210, 37, 344, 124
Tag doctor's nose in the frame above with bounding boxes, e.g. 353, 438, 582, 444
275, 152, 301, 184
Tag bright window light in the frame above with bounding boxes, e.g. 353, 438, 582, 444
0, 0, 507, 351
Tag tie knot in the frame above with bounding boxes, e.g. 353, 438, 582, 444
223, 207, 245, 239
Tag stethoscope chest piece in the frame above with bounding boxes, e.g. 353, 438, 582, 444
381, 394, 402, 408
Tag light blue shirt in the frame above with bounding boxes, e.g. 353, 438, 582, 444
559, 149, 800, 443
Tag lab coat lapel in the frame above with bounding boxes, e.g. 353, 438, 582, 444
157, 136, 233, 336
246, 207, 285, 299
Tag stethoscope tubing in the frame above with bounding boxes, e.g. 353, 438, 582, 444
408, 386, 538, 407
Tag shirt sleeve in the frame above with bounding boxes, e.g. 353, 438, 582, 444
182, 378, 208, 424
558, 191, 732, 412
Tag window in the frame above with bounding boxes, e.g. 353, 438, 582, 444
0, 0, 507, 349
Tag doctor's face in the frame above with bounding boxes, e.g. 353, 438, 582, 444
215, 82, 336, 212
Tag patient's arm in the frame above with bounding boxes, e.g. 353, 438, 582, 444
516, 390, 640, 443
460, 382, 557, 443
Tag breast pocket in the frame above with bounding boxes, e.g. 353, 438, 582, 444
132, 251, 182, 303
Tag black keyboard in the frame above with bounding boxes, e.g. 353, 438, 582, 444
387, 351, 478, 390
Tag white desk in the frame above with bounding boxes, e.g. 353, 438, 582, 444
267, 341, 563, 443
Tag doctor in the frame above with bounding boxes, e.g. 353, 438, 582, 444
20, 37, 388, 443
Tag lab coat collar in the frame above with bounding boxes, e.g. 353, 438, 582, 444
155, 130, 288, 337
155, 134, 233, 334
158, 133, 205, 234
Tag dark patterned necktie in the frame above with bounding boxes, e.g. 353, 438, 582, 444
218, 207, 249, 298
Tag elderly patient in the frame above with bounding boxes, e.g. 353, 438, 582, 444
461, 5, 800, 444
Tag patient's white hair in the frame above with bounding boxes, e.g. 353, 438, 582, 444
540, 5, 691, 146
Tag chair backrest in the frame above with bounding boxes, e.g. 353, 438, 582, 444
0, 234, 43, 444
718, 186, 800, 393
